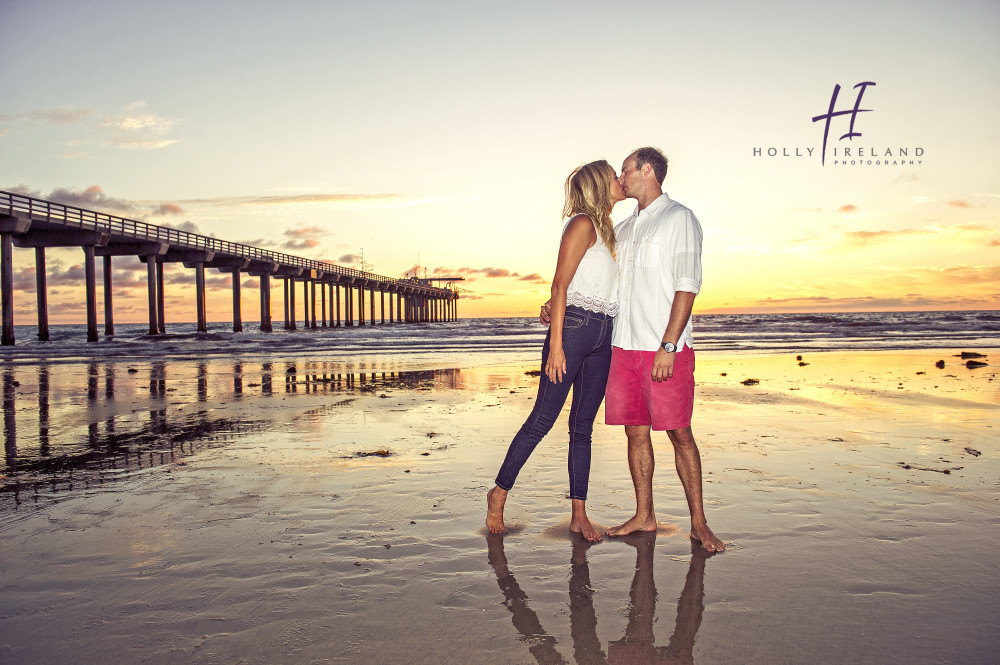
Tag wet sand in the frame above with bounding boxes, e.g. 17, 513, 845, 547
1, 350, 998, 664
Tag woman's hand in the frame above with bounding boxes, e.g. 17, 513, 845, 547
545, 346, 567, 383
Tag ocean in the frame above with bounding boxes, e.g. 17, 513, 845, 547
2, 309, 998, 369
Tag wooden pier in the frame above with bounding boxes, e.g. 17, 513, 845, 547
0, 190, 460, 345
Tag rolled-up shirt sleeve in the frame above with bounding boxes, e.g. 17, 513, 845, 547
670, 211, 703, 294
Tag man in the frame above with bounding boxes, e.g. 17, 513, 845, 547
544, 147, 724, 552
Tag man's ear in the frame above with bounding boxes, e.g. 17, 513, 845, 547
640, 162, 652, 178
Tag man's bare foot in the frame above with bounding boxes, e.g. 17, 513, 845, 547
569, 515, 603, 542
606, 514, 658, 537
690, 523, 725, 552
486, 486, 508, 534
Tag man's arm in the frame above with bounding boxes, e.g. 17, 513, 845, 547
650, 290, 695, 382
539, 300, 551, 326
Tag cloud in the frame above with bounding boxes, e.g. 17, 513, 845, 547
441, 266, 522, 279
283, 238, 321, 250
152, 203, 185, 216
108, 255, 147, 273
1, 106, 92, 125
710, 262, 1000, 314
13, 267, 37, 292
838, 204, 858, 214
913, 264, 1000, 285
45, 264, 87, 286
98, 102, 178, 150
165, 272, 232, 290
4, 184, 195, 224
285, 225, 328, 239
163, 220, 201, 234
339, 254, 362, 264
834, 223, 996, 249
281, 225, 328, 251
400, 264, 423, 278
56, 152, 89, 159
5, 184, 137, 213
399, 265, 524, 280
519, 273, 547, 284
744, 292, 995, 311
238, 237, 278, 248
179, 193, 402, 208
731, 222, 999, 257
840, 228, 923, 245
947, 200, 971, 208
175, 193, 474, 211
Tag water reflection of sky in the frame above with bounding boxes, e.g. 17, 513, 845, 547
1, 360, 512, 514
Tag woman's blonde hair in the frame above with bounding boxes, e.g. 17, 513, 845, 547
562, 160, 617, 258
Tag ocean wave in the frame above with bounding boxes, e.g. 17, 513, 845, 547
2, 311, 998, 363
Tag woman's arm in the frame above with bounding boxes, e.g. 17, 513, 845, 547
545, 215, 597, 383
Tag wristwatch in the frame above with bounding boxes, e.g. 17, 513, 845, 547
660, 342, 677, 353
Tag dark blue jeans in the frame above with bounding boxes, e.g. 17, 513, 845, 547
495, 305, 613, 501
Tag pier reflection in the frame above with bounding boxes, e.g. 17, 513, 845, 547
3, 367, 16, 470
0, 361, 466, 512
487, 532, 711, 665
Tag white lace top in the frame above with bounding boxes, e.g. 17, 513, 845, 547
562, 216, 619, 316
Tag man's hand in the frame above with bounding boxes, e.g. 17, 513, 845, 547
539, 300, 552, 326
651, 347, 675, 382
545, 346, 566, 383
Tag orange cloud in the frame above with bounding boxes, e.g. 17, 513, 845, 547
152, 202, 185, 216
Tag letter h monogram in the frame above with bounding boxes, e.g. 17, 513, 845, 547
812, 82, 876, 166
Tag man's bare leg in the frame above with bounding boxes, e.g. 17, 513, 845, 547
569, 498, 603, 542
486, 486, 508, 534
667, 427, 725, 552
607, 425, 658, 536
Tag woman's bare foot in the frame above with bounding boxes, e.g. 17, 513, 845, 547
606, 513, 658, 537
569, 499, 603, 542
690, 523, 725, 552
486, 486, 508, 534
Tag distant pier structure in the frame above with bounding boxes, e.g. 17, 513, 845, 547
1, 190, 462, 345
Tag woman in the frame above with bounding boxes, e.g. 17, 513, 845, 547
486, 160, 624, 542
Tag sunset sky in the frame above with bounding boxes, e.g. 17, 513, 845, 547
1, 0, 998, 323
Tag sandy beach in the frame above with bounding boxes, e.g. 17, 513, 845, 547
1, 349, 997, 664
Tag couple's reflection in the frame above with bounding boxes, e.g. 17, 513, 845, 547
487, 532, 709, 665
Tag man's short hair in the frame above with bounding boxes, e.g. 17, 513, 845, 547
631, 147, 669, 184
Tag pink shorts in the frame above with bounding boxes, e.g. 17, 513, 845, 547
604, 346, 695, 431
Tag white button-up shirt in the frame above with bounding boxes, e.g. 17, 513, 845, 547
612, 192, 703, 351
